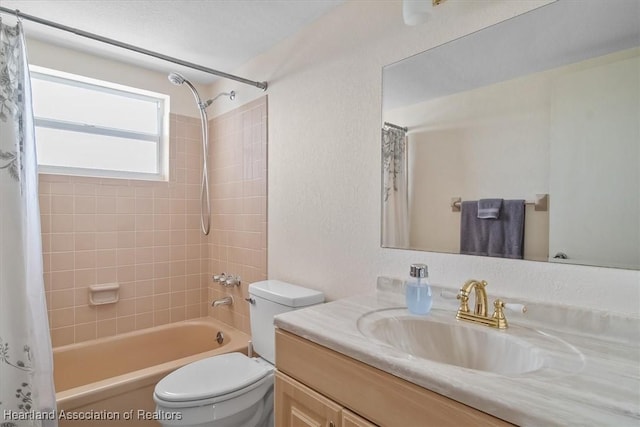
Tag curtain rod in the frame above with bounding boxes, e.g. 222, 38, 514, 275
383, 122, 408, 132
0, 6, 268, 91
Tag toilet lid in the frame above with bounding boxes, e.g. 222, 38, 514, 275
155, 353, 270, 402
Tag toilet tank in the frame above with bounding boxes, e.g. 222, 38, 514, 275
248, 280, 324, 364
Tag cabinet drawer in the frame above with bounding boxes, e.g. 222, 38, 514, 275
276, 371, 342, 427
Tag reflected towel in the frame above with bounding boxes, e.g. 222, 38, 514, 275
477, 198, 503, 219
460, 200, 525, 259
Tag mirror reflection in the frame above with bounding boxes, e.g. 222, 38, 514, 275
381, 0, 639, 269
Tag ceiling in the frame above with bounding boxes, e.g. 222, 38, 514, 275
1, 0, 344, 84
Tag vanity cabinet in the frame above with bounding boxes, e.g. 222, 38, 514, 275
276, 371, 375, 427
275, 329, 513, 427
342, 410, 377, 427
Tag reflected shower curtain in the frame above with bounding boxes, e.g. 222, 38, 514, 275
0, 20, 57, 426
382, 126, 409, 248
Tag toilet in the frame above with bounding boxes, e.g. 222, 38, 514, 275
153, 280, 324, 427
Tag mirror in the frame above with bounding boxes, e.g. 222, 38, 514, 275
381, 0, 639, 269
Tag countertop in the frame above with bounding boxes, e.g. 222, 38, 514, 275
274, 277, 640, 426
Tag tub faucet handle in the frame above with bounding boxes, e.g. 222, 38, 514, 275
213, 273, 228, 283
224, 275, 241, 287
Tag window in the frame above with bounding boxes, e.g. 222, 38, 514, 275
30, 66, 170, 180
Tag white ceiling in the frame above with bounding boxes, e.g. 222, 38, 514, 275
1, 0, 344, 84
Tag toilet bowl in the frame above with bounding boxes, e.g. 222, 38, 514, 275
153, 280, 324, 427
154, 353, 274, 427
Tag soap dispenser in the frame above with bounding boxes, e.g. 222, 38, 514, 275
405, 263, 432, 315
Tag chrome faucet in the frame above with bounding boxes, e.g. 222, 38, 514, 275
456, 279, 526, 329
212, 296, 233, 307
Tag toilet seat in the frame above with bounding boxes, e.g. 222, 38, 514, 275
154, 352, 273, 408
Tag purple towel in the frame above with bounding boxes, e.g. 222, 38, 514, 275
460, 200, 525, 259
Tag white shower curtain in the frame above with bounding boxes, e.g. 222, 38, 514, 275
382, 126, 409, 248
0, 20, 57, 427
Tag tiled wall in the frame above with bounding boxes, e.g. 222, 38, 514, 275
40, 98, 268, 346
207, 97, 268, 334
40, 114, 210, 346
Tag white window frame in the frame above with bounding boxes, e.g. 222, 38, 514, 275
30, 65, 170, 181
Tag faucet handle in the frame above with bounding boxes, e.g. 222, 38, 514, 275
213, 273, 227, 282
491, 299, 526, 329
491, 299, 508, 329
456, 290, 470, 313
224, 275, 241, 287
503, 303, 527, 313
440, 290, 459, 300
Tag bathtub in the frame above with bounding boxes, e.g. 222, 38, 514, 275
53, 318, 250, 426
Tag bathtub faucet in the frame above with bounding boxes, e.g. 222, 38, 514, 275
212, 296, 233, 307
212, 272, 241, 288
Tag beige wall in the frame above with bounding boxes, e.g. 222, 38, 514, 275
210, 0, 639, 315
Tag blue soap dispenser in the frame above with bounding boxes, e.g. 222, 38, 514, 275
405, 263, 432, 315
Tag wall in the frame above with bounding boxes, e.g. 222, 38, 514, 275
40, 114, 210, 347
549, 52, 639, 269
27, 40, 212, 346
207, 97, 268, 334
28, 40, 266, 344
25, 38, 205, 118
209, 0, 639, 315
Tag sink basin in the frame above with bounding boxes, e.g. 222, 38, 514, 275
357, 308, 584, 376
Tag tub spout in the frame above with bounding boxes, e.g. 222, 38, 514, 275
212, 296, 233, 307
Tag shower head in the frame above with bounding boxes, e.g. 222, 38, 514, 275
168, 72, 186, 85
168, 71, 205, 108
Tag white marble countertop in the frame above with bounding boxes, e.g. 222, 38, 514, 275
274, 278, 640, 426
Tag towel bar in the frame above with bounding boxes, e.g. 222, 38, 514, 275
451, 194, 548, 212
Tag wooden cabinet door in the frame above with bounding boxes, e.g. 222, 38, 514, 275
276, 371, 342, 427
342, 409, 378, 427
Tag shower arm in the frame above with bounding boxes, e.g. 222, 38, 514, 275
0, 6, 268, 91
201, 91, 236, 108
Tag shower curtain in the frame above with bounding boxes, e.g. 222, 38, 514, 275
0, 20, 58, 427
381, 126, 409, 248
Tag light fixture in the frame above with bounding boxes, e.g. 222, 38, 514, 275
402, 0, 446, 26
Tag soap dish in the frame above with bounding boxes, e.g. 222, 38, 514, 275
89, 283, 120, 306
